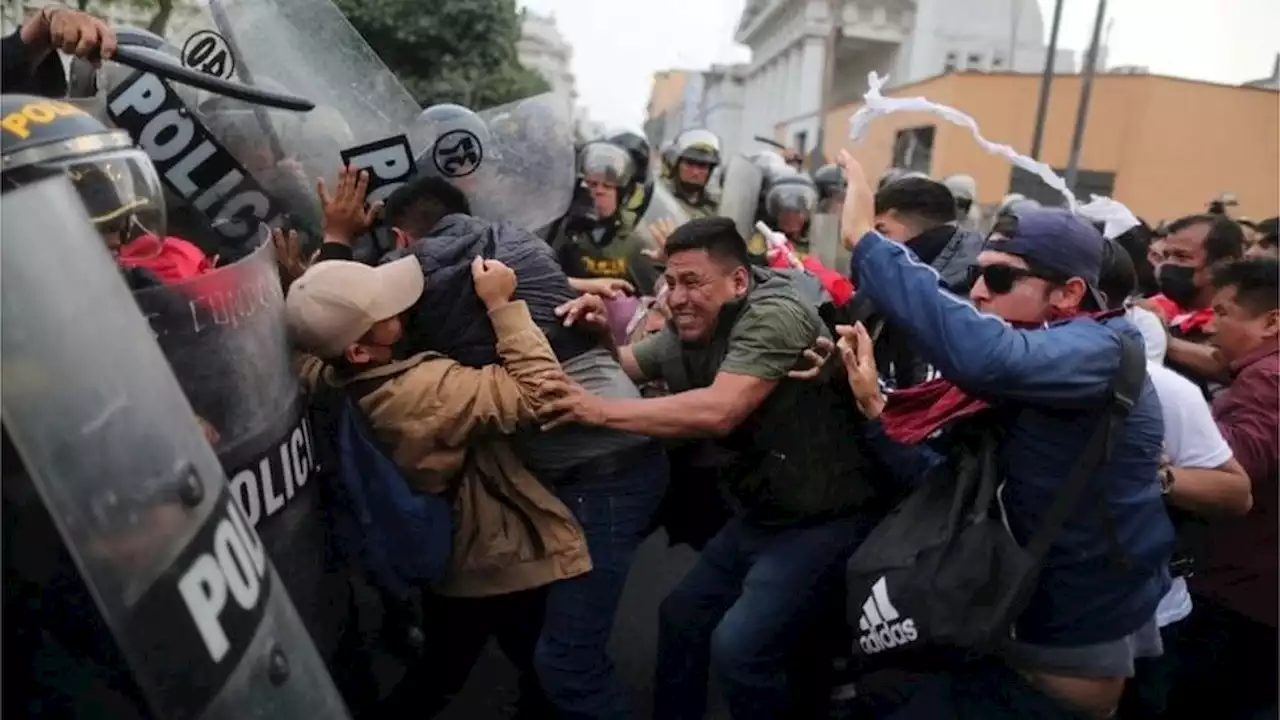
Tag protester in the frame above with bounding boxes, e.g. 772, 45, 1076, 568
834, 150, 1173, 719
381, 173, 669, 720
1164, 257, 1279, 718
1148, 214, 1246, 392
541, 216, 880, 720
287, 249, 591, 718
860, 176, 983, 390
1097, 240, 1252, 719
1244, 216, 1278, 259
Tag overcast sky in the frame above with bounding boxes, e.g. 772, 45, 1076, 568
517, 0, 1280, 130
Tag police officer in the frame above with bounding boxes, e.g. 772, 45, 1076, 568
2, 6, 116, 94
552, 139, 661, 295
812, 163, 847, 215
609, 128, 654, 222
745, 170, 820, 264
663, 128, 721, 218
1, 94, 169, 290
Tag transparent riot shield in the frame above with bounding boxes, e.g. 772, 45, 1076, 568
717, 156, 765, 242
0, 177, 349, 720
132, 229, 347, 662
632, 180, 692, 250
808, 213, 845, 273
182, 0, 420, 175
411, 92, 577, 233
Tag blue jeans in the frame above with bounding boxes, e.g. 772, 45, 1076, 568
534, 443, 669, 720
654, 512, 874, 720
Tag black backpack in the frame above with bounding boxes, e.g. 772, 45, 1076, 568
844, 331, 1145, 657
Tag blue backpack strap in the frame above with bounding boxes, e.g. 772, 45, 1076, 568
335, 391, 454, 600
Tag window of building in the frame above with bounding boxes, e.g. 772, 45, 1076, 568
892, 125, 935, 175
944, 52, 958, 73
992, 55, 1005, 69
967, 53, 983, 70
1008, 166, 1116, 205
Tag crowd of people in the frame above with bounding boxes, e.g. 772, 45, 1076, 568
1, 7, 1277, 720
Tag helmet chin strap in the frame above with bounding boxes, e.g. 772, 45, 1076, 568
676, 180, 705, 201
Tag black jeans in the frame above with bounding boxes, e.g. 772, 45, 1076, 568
1162, 596, 1278, 719
381, 587, 553, 719
879, 657, 1092, 719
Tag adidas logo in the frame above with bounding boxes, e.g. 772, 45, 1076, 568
856, 576, 918, 654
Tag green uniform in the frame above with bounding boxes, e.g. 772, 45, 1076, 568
551, 219, 662, 296
662, 178, 718, 219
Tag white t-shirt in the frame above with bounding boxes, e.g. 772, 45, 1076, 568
1147, 361, 1235, 627
1127, 306, 1168, 365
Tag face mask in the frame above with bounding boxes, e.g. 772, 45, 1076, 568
1157, 264, 1200, 308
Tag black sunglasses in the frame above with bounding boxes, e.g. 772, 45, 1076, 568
966, 263, 1063, 295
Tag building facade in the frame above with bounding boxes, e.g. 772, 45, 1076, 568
736, 0, 1075, 164
802, 71, 1279, 223
644, 64, 748, 157
517, 11, 577, 117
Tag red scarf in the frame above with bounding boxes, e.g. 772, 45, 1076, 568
878, 309, 1124, 444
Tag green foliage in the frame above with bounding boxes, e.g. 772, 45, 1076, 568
334, 0, 550, 109
80, 0, 177, 35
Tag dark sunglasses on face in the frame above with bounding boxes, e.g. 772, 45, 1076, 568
966, 263, 1060, 295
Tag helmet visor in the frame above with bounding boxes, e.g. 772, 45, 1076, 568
23, 148, 168, 254
578, 143, 635, 189
765, 183, 818, 217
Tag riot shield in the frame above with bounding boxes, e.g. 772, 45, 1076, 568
103, 0, 422, 258
808, 213, 844, 271
717, 155, 765, 241
412, 92, 577, 233
132, 229, 347, 663
0, 176, 349, 720
633, 180, 692, 247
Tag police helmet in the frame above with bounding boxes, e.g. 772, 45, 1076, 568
608, 130, 651, 185
413, 103, 493, 179
763, 172, 819, 221
943, 173, 977, 214
673, 129, 721, 168
659, 141, 678, 178
812, 163, 847, 199
578, 141, 637, 194
2, 95, 166, 249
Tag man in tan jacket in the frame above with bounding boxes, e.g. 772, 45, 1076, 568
286, 253, 590, 719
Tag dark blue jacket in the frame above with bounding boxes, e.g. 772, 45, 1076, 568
386, 214, 596, 367
850, 231, 1174, 647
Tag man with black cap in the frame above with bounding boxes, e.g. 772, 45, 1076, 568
836, 150, 1173, 719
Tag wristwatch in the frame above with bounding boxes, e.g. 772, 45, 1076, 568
1160, 467, 1176, 495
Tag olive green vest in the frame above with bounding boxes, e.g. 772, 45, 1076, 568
659, 268, 879, 523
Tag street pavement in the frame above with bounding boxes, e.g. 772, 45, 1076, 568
436, 530, 729, 719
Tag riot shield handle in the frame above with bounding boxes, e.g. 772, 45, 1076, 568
112, 42, 316, 112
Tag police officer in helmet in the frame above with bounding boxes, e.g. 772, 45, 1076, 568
664, 128, 721, 218
812, 163, 847, 215
1, 94, 168, 289
553, 139, 661, 296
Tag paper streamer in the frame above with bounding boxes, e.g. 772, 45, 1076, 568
1077, 195, 1142, 240
847, 72, 1078, 212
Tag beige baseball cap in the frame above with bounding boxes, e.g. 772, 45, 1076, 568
285, 257, 424, 359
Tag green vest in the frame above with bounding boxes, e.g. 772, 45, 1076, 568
551, 221, 661, 296
660, 268, 879, 524
662, 178, 718, 219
